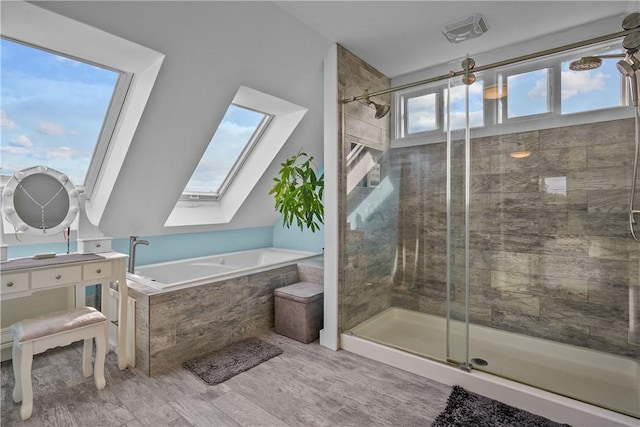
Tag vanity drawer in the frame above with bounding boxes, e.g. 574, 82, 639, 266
31, 266, 82, 289
1, 273, 29, 295
83, 262, 112, 281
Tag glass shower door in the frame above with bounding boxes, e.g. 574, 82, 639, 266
463, 45, 640, 417
445, 60, 477, 369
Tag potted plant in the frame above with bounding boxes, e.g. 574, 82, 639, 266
269, 152, 324, 232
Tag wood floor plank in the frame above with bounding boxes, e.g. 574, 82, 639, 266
169, 393, 240, 427
0, 331, 451, 426
211, 391, 289, 427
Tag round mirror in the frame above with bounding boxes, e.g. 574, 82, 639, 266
2, 165, 79, 235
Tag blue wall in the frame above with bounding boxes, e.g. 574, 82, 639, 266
272, 217, 324, 253
6, 222, 323, 265
111, 227, 274, 266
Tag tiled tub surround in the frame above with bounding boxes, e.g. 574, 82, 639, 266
128, 260, 323, 376
130, 247, 319, 290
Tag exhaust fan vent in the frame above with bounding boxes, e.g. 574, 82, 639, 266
442, 14, 489, 44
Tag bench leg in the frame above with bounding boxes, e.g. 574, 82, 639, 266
94, 324, 107, 390
82, 338, 93, 377
18, 342, 34, 420
12, 342, 22, 403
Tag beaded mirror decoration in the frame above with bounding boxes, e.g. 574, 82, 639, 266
2, 166, 79, 235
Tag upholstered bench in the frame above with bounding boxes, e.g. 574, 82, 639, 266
10, 306, 108, 420
275, 282, 324, 343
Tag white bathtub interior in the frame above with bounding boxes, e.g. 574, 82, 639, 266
130, 247, 319, 289
348, 307, 639, 420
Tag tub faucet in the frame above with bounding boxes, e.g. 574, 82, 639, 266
128, 236, 149, 274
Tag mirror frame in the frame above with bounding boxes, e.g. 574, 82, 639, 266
2, 165, 79, 236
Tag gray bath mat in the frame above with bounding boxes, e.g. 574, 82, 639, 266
432, 386, 572, 427
182, 338, 283, 385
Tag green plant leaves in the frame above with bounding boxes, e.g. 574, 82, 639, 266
269, 152, 324, 232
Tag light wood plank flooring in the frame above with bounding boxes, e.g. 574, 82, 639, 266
1, 332, 451, 426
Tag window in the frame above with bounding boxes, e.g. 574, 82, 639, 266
396, 39, 629, 142
444, 82, 484, 130
406, 92, 438, 134
506, 69, 550, 118
182, 104, 271, 200
166, 86, 307, 227
0, 37, 130, 189
401, 80, 484, 137
561, 51, 623, 114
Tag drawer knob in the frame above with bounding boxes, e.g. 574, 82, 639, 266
95, 243, 101, 248
6, 281, 14, 287
55, 274, 62, 280
96, 269, 102, 274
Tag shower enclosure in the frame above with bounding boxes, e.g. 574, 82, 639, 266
337, 15, 640, 420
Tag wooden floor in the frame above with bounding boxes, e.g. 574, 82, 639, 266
1, 332, 451, 426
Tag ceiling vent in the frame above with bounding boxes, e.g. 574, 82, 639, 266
442, 14, 489, 44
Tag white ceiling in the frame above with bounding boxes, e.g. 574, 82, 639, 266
275, 1, 637, 78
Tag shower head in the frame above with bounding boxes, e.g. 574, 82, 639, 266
371, 101, 391, 119
569, 56, 603, 71
617, 58, 640, 107
617, 59, 637, 77
361, 89, 391, 119
623, 32, 640, 51
622, 12, 640, 30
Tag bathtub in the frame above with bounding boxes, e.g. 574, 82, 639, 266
128, 247, 320, 290
343, 307, 639, 426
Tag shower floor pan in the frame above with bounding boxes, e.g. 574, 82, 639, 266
348, 307, 639, 419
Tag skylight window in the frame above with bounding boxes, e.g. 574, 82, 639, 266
0, 37, 128, 188
183, 104, 271, 200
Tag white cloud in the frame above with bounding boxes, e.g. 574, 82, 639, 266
0, 110, 18, 129
527, 79, 548, 99
561, 70, 608, 100
409, 93, 437, 110
48, 146, 82, 158
1, 145, 30, 155
36, 120, 78, 135
409, 114, 437, 132
11, 135, 32, 148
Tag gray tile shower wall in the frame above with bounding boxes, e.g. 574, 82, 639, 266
338, 45, 393, 332
389, 118, 639, 358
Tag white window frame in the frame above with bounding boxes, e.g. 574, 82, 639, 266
394, 38, 633, 148
180, 105, 273, 202
399, 78, 485, 140
165, 86, 308, 227
1, 1, 164, 242
1, 36, 134, 193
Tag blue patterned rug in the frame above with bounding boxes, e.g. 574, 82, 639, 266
432, 386, 572, 427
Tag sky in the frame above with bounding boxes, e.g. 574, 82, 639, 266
184, 104, 266, 194
1, 38, 118, 186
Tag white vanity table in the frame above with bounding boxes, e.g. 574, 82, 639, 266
0, 251, 130, 370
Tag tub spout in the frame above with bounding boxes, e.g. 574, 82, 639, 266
128, 236, 149, 274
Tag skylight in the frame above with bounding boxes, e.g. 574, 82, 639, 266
166, 86, 307, 227
183, 104, 272, 199
0, 37, 127, 188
